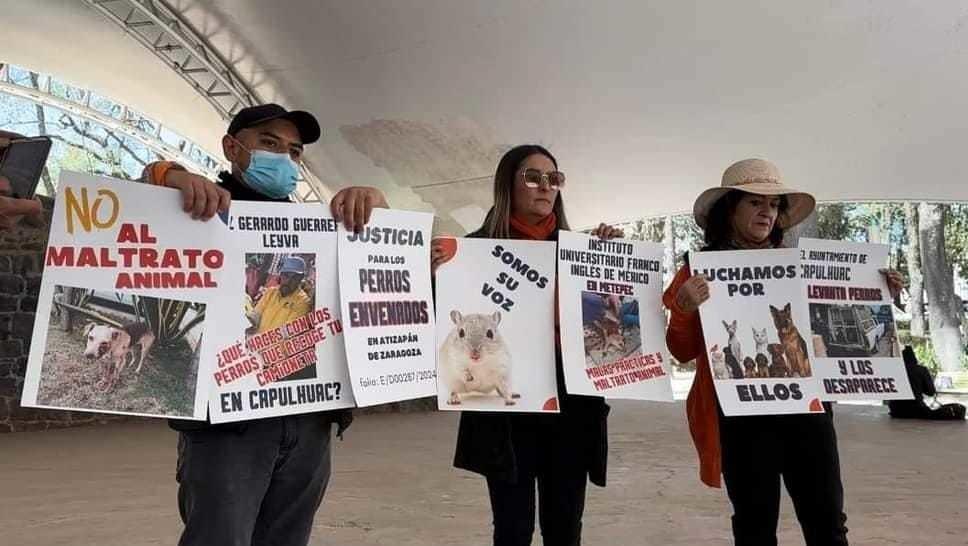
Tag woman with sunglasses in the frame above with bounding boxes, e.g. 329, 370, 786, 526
663, 158, 904, 546
432, 144, 621, 546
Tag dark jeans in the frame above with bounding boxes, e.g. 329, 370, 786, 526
485, 416, 588, 546
175, 414, 333, 546
719, 408, 848, 546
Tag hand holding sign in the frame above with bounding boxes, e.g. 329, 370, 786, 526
430, 237, 457, 275
590, 223, 624, 240
879, 268, 904, 299
330, 186, 388, 232
676, 275, 710, 314
162, 169, 232, 221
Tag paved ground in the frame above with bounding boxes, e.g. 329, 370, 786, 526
1, 401, 965, 545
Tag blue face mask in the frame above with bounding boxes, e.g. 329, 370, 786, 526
239, 149, 299, 199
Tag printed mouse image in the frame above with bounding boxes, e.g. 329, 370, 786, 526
440, 310, 518, 405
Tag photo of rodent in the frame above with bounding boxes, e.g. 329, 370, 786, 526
439, 310, 519, 406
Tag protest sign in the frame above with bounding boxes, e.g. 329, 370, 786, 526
800, 238, 913, 401
22, 172, 227, 419
691, 248, 824, 416
208, 202, 355, 423
557, 231, 673, 400
338, 209, 436, 406
434, 237, 559, 412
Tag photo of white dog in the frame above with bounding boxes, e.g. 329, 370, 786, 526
36, 285, 205, 418
82, 322, 156, 392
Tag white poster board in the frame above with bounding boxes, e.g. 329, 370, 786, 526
22, 172, 227, 420
207, 202, 355, 423
337, 209, 437, 406
434, 237, 559, 412
557, 231, 673, 400
800, 238, 914, 401
691, 248, 824, 416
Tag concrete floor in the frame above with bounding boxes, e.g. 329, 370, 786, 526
0, 402, 965, 546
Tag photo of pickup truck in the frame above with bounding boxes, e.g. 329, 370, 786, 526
810, 303, 897, 358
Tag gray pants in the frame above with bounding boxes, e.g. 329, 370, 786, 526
176, 414, 333, 546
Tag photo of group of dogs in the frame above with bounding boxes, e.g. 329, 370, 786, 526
709, 303, 813, 380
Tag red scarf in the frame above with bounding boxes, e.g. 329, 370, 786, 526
509, 213, 561, 343
509, 212, 557, 241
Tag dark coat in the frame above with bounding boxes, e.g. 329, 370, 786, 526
450, 227, 609, 487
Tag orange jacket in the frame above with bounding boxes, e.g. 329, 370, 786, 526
663, 263, 722, 488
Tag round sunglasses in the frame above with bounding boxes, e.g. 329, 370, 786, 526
518, 168, 566, 190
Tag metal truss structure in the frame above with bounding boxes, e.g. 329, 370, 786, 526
0, 63, 219, 178
83, 0, 331, 202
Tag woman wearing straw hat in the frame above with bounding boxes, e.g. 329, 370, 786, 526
663, 158, 903, 545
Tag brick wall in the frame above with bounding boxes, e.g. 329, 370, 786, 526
0, 198, 132, 431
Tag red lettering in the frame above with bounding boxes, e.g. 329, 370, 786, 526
118, 247, 138, 267
77, 247, 98, 267
116, 223, 138, 243
160, 249, 182, 268
183, 248, 202, 268
140, 223, 157, 244
203, 250, 223, 269
139, 248, 159, 267
46, 246, 74, 267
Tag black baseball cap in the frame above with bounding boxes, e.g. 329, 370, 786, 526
227, 103, 321, 144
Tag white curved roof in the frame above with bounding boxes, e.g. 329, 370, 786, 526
5, 1, 968, 232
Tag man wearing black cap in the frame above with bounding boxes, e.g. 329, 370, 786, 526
142, 104, 388, 546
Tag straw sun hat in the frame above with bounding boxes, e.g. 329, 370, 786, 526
693, 158, 816, 230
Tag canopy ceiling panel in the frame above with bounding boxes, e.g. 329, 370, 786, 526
1, 0, 226, 156
3, 1, 968, 231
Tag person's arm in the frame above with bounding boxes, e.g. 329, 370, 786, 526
247, 287, 273, 326
663, 265, 705, 363
0, 188, 43, 229
139, 160, 230, 221
294, 293, 312, 317
253, 288, 273, 315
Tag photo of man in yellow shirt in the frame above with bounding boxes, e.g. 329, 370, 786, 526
248, 256, 312, 334
246, 255, 316, 380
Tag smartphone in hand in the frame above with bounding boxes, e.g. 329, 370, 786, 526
0, 137, 52, 198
